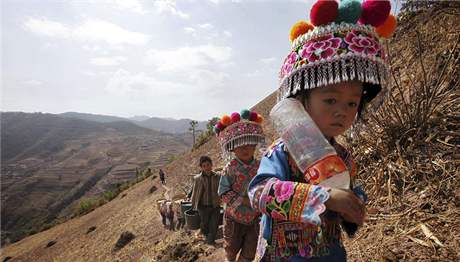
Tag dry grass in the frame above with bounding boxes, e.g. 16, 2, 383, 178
345, 4, 460, 261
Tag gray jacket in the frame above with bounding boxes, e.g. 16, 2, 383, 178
191, 172, 220, 210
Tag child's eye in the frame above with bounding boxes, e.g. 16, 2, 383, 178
324, 99, 336, 105
348, 102, 358, 107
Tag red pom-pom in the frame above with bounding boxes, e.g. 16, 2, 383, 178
216, 122, 224, 130
376, 14, 397, 38
359, 0, 391, 27
249, 112, 258, 121
221, 115, 232, 126
256, 114, 264, 124
310, 0, 338, 26
230, 112, 241, 123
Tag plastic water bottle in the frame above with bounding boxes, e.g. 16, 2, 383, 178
270, 98, 350, 189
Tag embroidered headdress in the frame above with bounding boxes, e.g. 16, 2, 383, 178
279, 0, 397, 105
214, 109, 265, 153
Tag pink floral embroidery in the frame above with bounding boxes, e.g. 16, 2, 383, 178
300, 34, 342, 62
344, 30, 380, 55
263, 195, 274, 204
281, 52, 298, 77
274, 181, 295, 202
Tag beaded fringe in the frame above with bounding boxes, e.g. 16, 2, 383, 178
278, 55, 388, 102
222, 134, 266, 153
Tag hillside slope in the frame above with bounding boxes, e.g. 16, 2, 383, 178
1, 112, 190, 245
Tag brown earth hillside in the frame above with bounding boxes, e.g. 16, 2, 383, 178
1, 3, 459, 262
1, 112, 190, 246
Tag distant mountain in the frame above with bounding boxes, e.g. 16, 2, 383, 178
136, 117, 207, 134
128, 115, 151, 122
60, 112, 207, 134
60, 112, 128, 123
1, 112, 191, 244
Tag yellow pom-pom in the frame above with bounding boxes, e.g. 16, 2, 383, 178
376, 14, 397, 38
289, 21, 314, 42
256, 114, 264, 124
221, 115, 232, 126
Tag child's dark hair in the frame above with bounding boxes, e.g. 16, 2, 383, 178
199, 156, 212, 166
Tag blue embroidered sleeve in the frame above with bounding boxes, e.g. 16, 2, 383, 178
248, 142, 330, 225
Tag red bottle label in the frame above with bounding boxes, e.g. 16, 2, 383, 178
304, 155, 348, 184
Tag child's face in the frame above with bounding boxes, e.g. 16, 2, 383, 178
233, 144, 256, 162
200, 161, 213, 174
305, 81, 362, 138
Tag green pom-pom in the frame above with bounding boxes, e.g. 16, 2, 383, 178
240, 109, 250, 120
336, 0, 362, 24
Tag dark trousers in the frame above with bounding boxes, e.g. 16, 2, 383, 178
161, 214, 167, 226
198, 205, 220, 244
176, 218, 185, 230
224, 216, 259, 262
167, 214, 174, 231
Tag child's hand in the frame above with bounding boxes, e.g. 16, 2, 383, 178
325, 188, 365, 226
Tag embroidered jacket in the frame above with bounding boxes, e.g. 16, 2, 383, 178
248, 139, 359, 262
218, 158, 260, 225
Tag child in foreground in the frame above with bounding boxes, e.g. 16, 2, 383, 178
248, 0, 397, 261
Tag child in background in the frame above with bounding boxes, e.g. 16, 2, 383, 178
248, 0, 397, 261
158, 200, 167, 227
216, 109, 265, 262
191, 156, 221, 245
166, 201, 175, 231
175, 200, 185, 230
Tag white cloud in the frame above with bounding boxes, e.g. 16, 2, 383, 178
207, 0, 242, 3
23, 18, 149, 47
23, 80, 43, 86
105, 69, 182, 96
90, 56, 127, 66
187, 69, 230, 88
113, 0, 145, 14
184, 27, 197, 37
247, 69, 261, 77
154, 0, 189, 19
23, 18, 71, 38
74, 19, 149, 46
144, 45, 232, 72
260, 57, 276, 64
198, 23, 214, 30
183, 23, 231, 41
223, 30, 232, 38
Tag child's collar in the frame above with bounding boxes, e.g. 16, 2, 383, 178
235, 156, 255, 166
201, 171, 214, 176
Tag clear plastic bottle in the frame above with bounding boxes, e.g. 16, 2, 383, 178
270, 98, 350, 189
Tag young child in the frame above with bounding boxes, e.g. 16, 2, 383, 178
174, 200, 186, 230
248, 0, 396, 261
166, 201, 175, 231
158, 200, 168, 227
215, 109, 265, 262
190, 156, 221, 244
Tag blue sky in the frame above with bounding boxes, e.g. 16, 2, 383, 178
1, 0, 401, 121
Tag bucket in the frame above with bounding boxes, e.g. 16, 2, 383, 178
185, 209, 201, 230
180, 201, 192, 216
